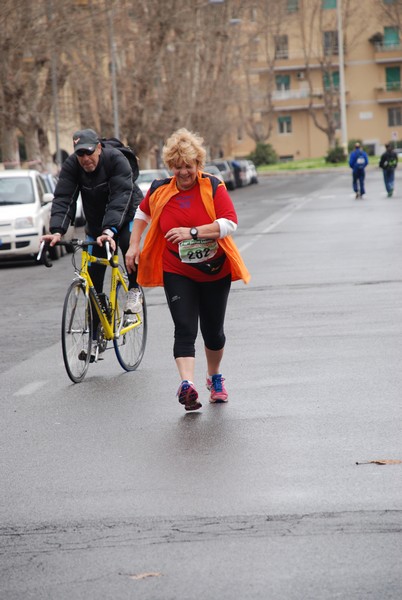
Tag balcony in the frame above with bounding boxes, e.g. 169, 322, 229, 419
270, 88, 347, 111
374, 43, 402, 64
375, 82, 402, 103
251, 53, 340, 74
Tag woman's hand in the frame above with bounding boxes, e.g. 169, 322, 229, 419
165, 227, 191, 244
125, 244, 140, 274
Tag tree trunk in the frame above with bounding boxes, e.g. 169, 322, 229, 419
1, 123, 20, 169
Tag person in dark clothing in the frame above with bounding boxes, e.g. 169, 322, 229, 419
349, 142, 369, 199
379, 143, 398, 197
41, 128, 143, 357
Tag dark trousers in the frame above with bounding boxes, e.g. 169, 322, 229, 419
88, 221, 137, 338
383, 169, 395, 194
163, 272, 231, 358
352, 170, 366, 195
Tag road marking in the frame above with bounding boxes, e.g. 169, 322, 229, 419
239, 196, 313, 253
14, 381, 48, 396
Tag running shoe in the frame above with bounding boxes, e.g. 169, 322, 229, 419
206, 373, 228, 403
177, 380, 202, 411
124, 287, 142, 314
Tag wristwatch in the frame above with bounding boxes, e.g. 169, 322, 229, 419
190, 227, 198, 240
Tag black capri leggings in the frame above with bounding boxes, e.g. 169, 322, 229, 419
163, 272, 231, 359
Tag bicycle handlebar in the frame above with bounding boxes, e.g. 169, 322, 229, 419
37, 239, 114, 268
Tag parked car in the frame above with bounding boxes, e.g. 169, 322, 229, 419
0, 169, 74, 261
235, 160, 253, 187
247, 160, 259, 184
41, 172, 85, 227
204, 163, 225, 182
137, 169, 170, 196
210, 159, 236, 190
40, 172, 58, 193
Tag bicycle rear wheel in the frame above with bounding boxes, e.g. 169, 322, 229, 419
113, 283, 147, 371
61, 280, 93, 383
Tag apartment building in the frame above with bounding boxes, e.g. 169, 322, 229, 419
228, 0, 402, 160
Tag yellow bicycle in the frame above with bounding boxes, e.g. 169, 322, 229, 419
38, 239, 147, 383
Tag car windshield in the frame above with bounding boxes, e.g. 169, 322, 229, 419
0, 177, 35, 205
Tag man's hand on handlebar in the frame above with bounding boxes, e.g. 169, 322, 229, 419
96, 234, 116, 252
40, 232, 62, 247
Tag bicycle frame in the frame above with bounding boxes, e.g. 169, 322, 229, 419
75, 244, 142, 341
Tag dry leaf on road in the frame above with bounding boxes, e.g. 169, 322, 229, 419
356, 459, 402, 465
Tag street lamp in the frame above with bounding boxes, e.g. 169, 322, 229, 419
337, 0, 348, 154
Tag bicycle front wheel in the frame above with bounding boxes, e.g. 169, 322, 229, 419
113, 284, 147, 371
61, 280, 93, 383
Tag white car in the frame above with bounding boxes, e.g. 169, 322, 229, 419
0, 169, 74, 261
204, 164, 225, 183
137, 169, 170, 196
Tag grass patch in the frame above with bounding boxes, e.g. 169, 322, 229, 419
257, 155, 379, 173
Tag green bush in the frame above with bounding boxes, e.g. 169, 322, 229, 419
325, 143, 347, 163
247, 142, 278, 166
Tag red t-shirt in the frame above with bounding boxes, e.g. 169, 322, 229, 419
140, 180, 237, 281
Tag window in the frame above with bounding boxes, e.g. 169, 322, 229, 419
275, 35, 288, 59
386, 66, 401, 91
287, 0, 299, 12
388, 107, 402, 127
276, 75, 290, 90
322, 0, 336, 8
278, 116, 292, 134
384, 27, 400, 48
323, 71, 340, 89
323, 31, 339, 55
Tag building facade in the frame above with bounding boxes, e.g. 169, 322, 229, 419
227, 0, 402, 160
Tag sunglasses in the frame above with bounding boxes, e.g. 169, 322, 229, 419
76, 148, 96, 157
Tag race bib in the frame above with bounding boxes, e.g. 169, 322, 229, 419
356, 157, 365, 164
178, 239, 218, 263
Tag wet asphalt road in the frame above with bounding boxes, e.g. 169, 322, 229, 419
1, 169, 402, 599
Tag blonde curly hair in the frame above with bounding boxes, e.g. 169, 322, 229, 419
162, 128, 206, 170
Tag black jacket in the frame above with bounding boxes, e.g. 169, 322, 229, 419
50, 147, 143, 238
379, 149, 398, 171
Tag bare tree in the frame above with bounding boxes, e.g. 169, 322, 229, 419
297, 0, 369, 149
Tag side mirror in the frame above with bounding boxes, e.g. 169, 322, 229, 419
42, 192, 54, 204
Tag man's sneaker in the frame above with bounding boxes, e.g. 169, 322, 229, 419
177, 380, 202, 411
206, 374, 228, 403
78, 342, 98, 363
124, 287, 142, 314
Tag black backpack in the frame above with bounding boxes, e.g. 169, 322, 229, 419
100, 137, 139, 181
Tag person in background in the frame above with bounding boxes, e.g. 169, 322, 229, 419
349, 142, 369, 199
41, 128, 143, 360
379, 143, 398, 197
125, 128, 250, 411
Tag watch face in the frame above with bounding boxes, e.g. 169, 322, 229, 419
190, 227, 198, 238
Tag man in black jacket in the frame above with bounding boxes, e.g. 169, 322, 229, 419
379, 143, 398, 197
41, 128, 143, 355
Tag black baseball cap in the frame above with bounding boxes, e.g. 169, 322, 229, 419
72, 128, 99, 153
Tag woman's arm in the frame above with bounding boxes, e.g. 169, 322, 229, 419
125, 217, 149, 273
